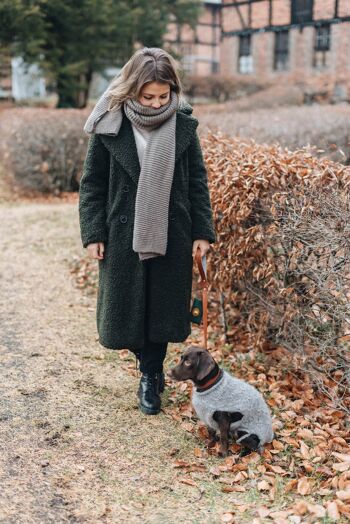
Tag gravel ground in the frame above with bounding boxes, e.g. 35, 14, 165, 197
0, 199, 231, 524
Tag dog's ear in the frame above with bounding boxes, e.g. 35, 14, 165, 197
196, 350, 216, 381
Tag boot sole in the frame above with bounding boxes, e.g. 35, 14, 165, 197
138, 402, 161, 415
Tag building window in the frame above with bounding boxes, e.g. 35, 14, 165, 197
238, 34, 253, 74
291, 0, 314, 24
180, 43, 194, 74
315, 24, 331, 51
313, 24, 331, 68
211, 61, 219, 74
274, 30, 289, 71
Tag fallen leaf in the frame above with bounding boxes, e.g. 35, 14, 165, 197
339, 475, 350, 490
288, 516, 301, 524
297, 477, 312, 495
257, 506, 270, 518
222, 485, 246, 493
242, 451, 260, 463
173, 460, 190, 468
333, 462, 350, 472
181, 422, 194, 433
326, 501, 340, 520
332, 437, 348, 446
257, 480, 270, 491
317, 488, 332, 496
333, 452, 350, 463
293, 500, 308, 515
269, 509, 292, 520
306, 503, 326, 518
282, 437, 299, 447
297, 428, 314, 439
285, 479, 298, 492
336, 489, 350, 501
267, 464, 287, 475
232, 472, 246, 483
187, 464, 207, 472
272, 439, 284, 450
302, 461, 314, 473
221, 512, 235, 523
178, 477, 197, 487
300, 441, 310, 460
337, 501, 350, 515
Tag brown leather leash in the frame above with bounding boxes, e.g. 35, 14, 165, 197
194, 245, 208, 350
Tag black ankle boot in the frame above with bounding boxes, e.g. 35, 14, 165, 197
158, 371, 165, 393
133, 350, 141, 371
137, 372, 162, 415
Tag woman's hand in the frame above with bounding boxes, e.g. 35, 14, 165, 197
87, 242, 105, 260
192, 239, 210, 258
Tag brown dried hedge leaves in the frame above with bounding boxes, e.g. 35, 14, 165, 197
204, 131, 350, 412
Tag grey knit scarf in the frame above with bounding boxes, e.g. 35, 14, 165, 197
83, 89, 179, 261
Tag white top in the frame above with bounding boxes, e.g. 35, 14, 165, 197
131, 123, 151, 166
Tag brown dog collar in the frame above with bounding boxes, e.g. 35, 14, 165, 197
195, 367, 223, 392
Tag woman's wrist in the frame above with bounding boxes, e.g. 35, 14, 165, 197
192, 239, 210, 257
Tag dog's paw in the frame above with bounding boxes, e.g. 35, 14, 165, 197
207, 440, 217, 450
239, 447, 252, 457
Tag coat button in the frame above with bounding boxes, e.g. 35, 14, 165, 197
122, 184, 130, 192
119, 215, 128, 223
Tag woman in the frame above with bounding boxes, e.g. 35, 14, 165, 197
79, 47, 216, 416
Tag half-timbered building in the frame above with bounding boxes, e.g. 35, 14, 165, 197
165, 1, 222, 75
165, 1, 350, 100
220, 0, 350, 84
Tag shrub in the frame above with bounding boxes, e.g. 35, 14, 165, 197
183, 74, 268, 102
0, 108, 89, 192
205, 132, 350, 411
195, 103, 350, 165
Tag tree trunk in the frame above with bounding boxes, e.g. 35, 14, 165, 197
56, 72, 77, 108
78, 68, 93, 109
56, 68, 93, 109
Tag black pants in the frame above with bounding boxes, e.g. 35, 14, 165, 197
130, 258, 168, 374
137, 339, 168, 374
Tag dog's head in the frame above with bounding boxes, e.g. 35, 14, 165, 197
167, 345, 217, 383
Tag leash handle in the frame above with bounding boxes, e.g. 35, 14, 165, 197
194, 246, 208, 349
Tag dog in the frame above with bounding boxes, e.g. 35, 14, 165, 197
168, 346, 274, 457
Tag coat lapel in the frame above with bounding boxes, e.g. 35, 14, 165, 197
99, 110, 198, 186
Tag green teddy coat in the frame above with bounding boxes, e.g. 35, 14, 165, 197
78, 103, 216, 350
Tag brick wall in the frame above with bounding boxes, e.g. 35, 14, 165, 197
220, 0, 350, 99
165, 1, 350, 100
221, 0, 350, 31
339, 0, 350, 17
165, 3, 220, 76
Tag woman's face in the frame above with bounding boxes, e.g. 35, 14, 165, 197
138, 82, 170, 108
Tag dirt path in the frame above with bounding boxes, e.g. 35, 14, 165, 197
0, 200, 230, 524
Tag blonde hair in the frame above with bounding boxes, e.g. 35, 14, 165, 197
107, 47, 185, 111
